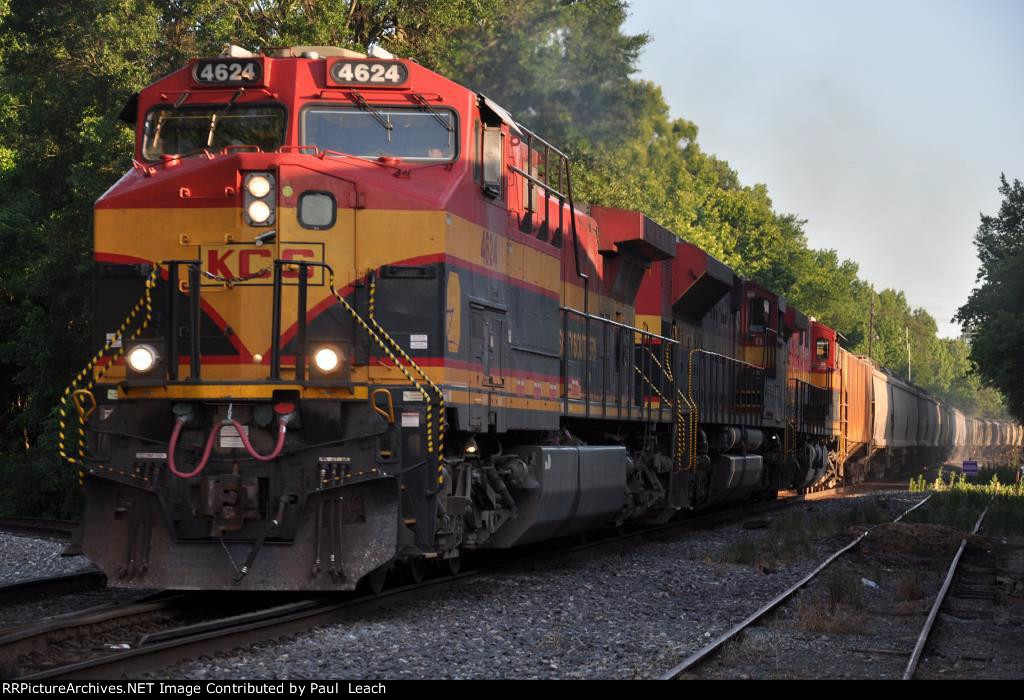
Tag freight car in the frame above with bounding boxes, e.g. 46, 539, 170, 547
60, 45, 1021, 592
808, 324, 1019, 482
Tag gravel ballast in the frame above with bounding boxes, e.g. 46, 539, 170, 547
153, 492, 923, 680
0, 532, 154, 628
0, 532, 92, 585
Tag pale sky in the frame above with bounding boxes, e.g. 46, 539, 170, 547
623, 0, 1024, 337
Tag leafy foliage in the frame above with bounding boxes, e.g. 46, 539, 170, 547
956, 175, 1024, 421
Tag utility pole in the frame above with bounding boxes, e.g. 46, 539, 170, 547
906, 326, 911, 382
868, 295, 874, 361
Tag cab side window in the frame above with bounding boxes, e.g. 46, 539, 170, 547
749, 298, 769, 332
815, 338, 829, 361
473, 119, 482, 184
481, 123, 502, 199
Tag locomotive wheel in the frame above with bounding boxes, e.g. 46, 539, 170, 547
360, 564, 390, 595
407, 558, 428, 584
441, 555, 461, 576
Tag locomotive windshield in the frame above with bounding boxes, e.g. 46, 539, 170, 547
301, 106, 456, 161
142, 104, 285, 160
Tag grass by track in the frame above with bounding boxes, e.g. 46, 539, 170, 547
907, 468, 1024, 540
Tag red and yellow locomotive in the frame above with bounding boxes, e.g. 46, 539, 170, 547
64, 46, 1021, 591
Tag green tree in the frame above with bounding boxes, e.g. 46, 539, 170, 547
440, 0, 650, 149
154, 0, 500, 73
956, 175, 1024, 421
0, 0, 162, 516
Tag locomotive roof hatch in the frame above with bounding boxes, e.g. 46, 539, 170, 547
591, 207, 677, 305
590, 207, 676, 262
671, 242, 736, 322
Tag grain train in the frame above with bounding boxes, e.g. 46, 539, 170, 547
60, 45, 1022, 591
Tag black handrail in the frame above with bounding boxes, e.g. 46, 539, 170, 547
270, 262, 283, 380
166, 263, 179, 381
188, 264, 201, 380
162, 260, 204, 382
560, 306, 675, 419
788, 377, 831, 431
295, 261, 309, 382
689, 349, 765, 426
269, 259, 314, 382
151, 259, 339, 385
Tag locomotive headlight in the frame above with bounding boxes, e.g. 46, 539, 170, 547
242, 171, 275, 226
313, 346, 342, 373
247, 200, 272, 224
246, 175, 272, 198
127, 344, 158, 373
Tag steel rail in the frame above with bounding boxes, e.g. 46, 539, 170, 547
16, 493, 824, 680
0, 517, 79, 540
902, 505, 989, 680
660, 493, 932, 679
0, 570, 105, 609
5, 485, 905, 680
0, 593, 187, 672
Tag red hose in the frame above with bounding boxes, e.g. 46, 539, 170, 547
168, 418, 222, 479
168, 417, 288, 478
229, 418, 287, 462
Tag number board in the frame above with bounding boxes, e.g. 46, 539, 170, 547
327, 59, 408, 87
192, 58, 265, 86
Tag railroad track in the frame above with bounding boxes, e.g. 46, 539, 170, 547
0, 570, 106, 609
659, 492, 1004, 680
0, 517, 78, 540
1, 492, 824, 680
0, 484, 919, 680
902, 506, 989, 680
659, 493, 934, 679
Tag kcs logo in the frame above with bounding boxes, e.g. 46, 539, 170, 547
200, 243, 325, 285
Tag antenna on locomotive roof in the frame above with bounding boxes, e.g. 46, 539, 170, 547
222, 44, 255, 58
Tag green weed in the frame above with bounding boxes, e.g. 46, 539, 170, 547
905, 471, 1024, 537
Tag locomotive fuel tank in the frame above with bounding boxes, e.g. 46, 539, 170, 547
704, 454, 764, 507
481, 446, 629, 547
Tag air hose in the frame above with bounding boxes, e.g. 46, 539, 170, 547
233, 498, 287, 584
167, 418, 221, 479
168, 404, 292, 478
231, 417, 288, 462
